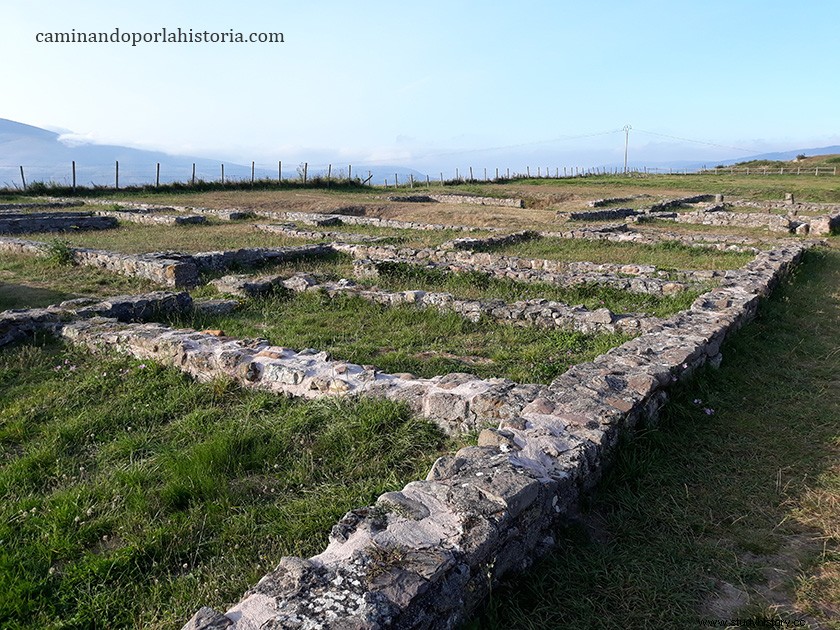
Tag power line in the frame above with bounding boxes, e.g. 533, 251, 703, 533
633, 128, 755, 153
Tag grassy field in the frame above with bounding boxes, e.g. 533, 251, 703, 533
0, 179, 836, 628
164, 291, 632, 384
472, 236, 754, 270
470, 246, 840, 629
0, 341, 453, 628
0, 254, 160, 310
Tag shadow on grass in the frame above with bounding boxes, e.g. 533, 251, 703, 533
0, 282, 73, 310
468, 247, 840, 629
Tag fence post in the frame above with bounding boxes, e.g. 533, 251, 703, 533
251, 161, 255, 185
395, 173, 399, 186
348, 164, 352, 181
221, 163, 225, 184
72, 161, 76, 191
469, 166, 473, 181
327, 164, 332, 188
115, 161, 119, 189
278, 161, 282, 183
19, 166, 26, 190
303, 162, 308, 184
456, 168, 459, 181
426, 174, 430, 186
527, 166, 530, 178
440, 172, 443, 186
409, 174, 414, 188
156, 162, 160, 188
192, 163, 196, 186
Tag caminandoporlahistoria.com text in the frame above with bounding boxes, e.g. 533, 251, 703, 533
34, 27, 284, 46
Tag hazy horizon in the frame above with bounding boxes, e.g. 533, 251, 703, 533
2, 1, 839, 173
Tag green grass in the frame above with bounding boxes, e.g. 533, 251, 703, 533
483, 237, 754, 270
165, 291, 631, 384
365, 262, 700, 318
0, 255, 160, 310
13, 222, 320, 255
0, 340, 452, 629
470, 247, 840, 629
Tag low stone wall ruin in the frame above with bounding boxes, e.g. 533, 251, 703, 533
254, 223, 397, 243
442, 230, 539, 251
387, 194, 524, 208
94, 210, 207, 226
256, 210, 490, 233
210, 271, 654, 334
174, 243, 805, 629
0, 237, 334, 288
334, 243, 696, 295
0, 237, 811, 629
0, 211, 118, 234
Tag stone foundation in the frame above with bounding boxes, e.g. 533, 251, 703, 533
210, 271, 654, 334
0, 212, 117, 234
94, 210, 207, 226
334, 243, 697, 295
170, 244, 805, 629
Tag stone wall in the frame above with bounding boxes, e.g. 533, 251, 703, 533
649, 194, 715, 211
334, 243, 698, 295
0, 292, 192, 347
254, 223, 398, 243
1, 238, 809, 629
210, 271, 654, 334
442, 231, 540, 251
0, 212, 118, 234
0, 201, 85, 210
94, 210, 207, 226
0, 237, 333, 288
387, 194, 524, 208
257, 210, 491, 233
168, 244, 805, 629
669, 207, 793, 232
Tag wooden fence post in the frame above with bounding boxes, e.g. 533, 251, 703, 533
251, 161, 255, 185
327, 164, 332, 188
191, 163, 196, 186
72, 161, 76, 191
221, 163, 225, 184
19, 166, 26, 190
278, 161, 282, 183
303, 162, 308, 184
115, 161, 119, 189
156, 162, 160, 188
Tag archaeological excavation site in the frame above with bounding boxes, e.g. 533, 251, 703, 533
1, 176, 838, 629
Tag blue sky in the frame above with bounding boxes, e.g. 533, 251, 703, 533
2, 0, 839, 171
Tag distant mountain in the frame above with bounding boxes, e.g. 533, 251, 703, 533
0, 118, 424, 188
712, 146, 840, 166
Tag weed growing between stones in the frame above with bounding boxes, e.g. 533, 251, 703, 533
44, 238, 74, 267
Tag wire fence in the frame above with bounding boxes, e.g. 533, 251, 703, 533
1, 159, 837, 192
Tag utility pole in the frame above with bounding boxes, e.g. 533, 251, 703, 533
623, 124, 632, 174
